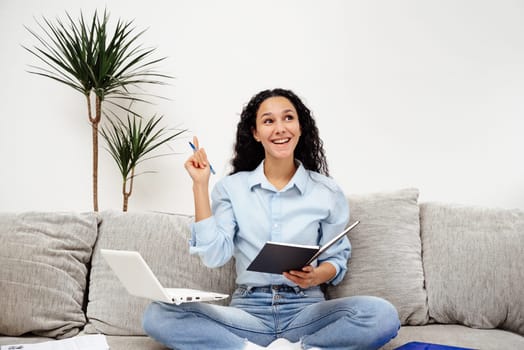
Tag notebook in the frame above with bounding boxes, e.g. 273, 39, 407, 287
100, 249, 229, 305
394, 342, 474, 350
247, 220, 360, 274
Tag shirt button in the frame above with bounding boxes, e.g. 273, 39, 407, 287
273, 223, 278, 229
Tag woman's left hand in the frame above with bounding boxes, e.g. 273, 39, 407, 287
283, 262, 336, 289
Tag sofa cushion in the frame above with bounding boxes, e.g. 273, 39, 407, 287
326, 188, 429, 325
85, 211, 237, 336
0, 212, 99, 338
420, 202, 524, 336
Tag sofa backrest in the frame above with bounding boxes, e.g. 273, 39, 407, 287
1, 189, 522, 339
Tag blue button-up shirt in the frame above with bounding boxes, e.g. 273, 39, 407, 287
189, 161, 351, 287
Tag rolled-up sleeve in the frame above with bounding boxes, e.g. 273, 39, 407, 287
189, 181, 236, 268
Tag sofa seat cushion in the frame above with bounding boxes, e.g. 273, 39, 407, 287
0, 212, 99, 339
327, 188, 429, 325
381, 324, 524, 350
420, 203, 524, 336
3, 326, 522, 350
85, 211, 236, 336
106, 335, 168, 350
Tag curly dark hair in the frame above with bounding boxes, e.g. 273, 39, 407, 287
230, 88, 329, 176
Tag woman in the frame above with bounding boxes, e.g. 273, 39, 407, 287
143, 88, 400, 350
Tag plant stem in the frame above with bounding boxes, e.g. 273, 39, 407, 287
123, 167, 135, 212
122, 181, 128, 212
87, 93, 102, 212
92, 122, 99, 212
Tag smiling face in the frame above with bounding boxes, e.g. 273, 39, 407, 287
252, 96, 302, 163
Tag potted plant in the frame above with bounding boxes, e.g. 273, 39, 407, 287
24, 10, 171, 211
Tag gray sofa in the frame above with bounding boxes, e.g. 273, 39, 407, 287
1, 188, 523, 349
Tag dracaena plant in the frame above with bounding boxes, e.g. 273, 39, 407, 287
100, 113, 186, 211
23, 10, 171, 211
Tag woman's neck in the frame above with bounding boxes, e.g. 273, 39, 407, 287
263, 157, 297, 191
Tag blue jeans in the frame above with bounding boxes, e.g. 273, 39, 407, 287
142, 285, 400, 350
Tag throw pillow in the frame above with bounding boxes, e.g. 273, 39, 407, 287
0, 212, 99, 338
421, 202, 524, 336
85, 211, 237, 336
326, 188, 429, 325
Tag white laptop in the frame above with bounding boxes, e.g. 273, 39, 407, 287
100, 249, 229, 305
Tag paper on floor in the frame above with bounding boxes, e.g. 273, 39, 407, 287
0, 334, 109, 350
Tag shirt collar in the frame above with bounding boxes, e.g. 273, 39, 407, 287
248, 160, 308, 195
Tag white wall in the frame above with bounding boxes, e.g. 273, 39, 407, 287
1, 0, 523, 214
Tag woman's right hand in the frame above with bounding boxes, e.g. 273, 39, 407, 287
184, 136, 212, 185
185, 136, 213, 222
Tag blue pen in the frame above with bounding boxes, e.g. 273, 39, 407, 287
189, 141, 216, 175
